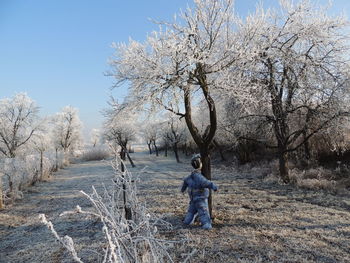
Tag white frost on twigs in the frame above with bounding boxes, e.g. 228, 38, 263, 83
39, 214, 84, 263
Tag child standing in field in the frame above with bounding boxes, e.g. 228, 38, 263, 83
181, 154, 218, 230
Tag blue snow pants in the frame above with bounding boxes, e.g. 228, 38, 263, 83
183, 198, 211, 228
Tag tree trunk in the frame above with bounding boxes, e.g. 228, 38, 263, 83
303, 130, 311, 160
31, 152, 42, 186
183, 82, 217, 218
63, 149, 69, 166
119, 148, 132, 220
55, 148, 58, 171
9, 148, 16, 158
214, 140, 226, 161
200, 150, 213, 218
164, 144, 168, 157
153, 140, 159, 156
40, 150, 44, 180
173, 143, 180, 163
278, 150, 290, 183
218, 148, 226, 162
125, 149, 136, 168
0, 180, 4, 209
8, 175, 13, 195
271, 104, 290, 183
147, 142, 152, 155
185, 144, 190, 156
120, 147, 126, 162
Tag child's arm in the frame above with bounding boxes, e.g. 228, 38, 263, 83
181, 180, 188, 193
197, 173, 218, 191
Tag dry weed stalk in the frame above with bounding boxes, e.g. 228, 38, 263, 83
40, 152, 190, 262
39, 214, 83, 263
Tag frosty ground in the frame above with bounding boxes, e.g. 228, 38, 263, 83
0, 151, 349, 263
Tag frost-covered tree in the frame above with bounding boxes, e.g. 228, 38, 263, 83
0, 93, 40, 158
161, 115, 186, 163
103, 101, 136, 167
213, 94, 275, 163
52, 106, 82, 163
226, 0, 350, 182
142, 121, 160, 156
31, 123, 53, 183
110, 0, 241, 214
90, 128, 100, 147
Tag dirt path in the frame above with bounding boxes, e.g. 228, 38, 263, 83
0, 160, 114, 263
1, 152, 350, 263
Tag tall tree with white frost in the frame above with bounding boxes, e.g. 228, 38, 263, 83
90, 128, 100, 147
0, 93, 40, 158
110, 0, 240, 215
52, 106, 82, 162
162, 115, 186, 163
0, 93, 40, 208
142, 121, 160, 156
31, 123, 53, 184
103, 101, 136, 167
227, 0, 350, 182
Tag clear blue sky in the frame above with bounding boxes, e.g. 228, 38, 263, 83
1, 0, 349, 139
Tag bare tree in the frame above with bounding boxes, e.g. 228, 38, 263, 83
109, 0, 238, 215
161, 116, 186, 163
0, 93, 39, 158
228, 0, 350, 182
31, 125, 52, 184
90, 128, 100, 147
52, 106, 82, 164
103, 102, 136, 168
143, 122, 160, 156
0, 93, 40, 208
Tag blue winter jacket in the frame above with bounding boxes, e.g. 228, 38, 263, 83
181, 170, 218, 201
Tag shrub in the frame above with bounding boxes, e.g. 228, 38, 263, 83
263, 160, 350, 193
287, 166, 349, 193
0, 151, 60, 204
80, 147, 111, 162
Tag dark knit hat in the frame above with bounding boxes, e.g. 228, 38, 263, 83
191, 154, 201, 169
